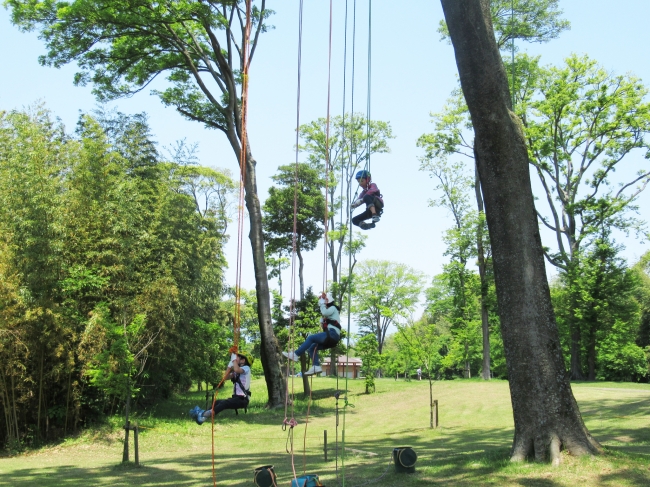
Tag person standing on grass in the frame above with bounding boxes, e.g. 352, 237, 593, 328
189, 351, 253, 425
417, 368, 422, 380
283, 292, 341, 376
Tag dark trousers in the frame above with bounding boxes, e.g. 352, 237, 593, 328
352, 195, 383, 227
213, 395, 249, 416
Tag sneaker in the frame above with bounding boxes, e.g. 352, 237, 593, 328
304, 365, 323, 376
189, 405, 201, 420
372, 215, 380, 223
282, 351, 299, 362
359, 222, 375, 230
195, 409, 207, 425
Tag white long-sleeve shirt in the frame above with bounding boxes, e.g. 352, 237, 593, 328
319, 298, 341, 335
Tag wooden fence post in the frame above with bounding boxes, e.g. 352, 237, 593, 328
122, 420, 130, 463
434, 400, 439, 428
324, 430, 328, 461
134, 424, 139, 466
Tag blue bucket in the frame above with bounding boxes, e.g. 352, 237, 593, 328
290, 474, 320, 487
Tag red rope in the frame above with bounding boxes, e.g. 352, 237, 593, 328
212, 2, 252, 486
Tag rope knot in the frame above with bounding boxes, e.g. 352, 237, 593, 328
283, 417, 298, 429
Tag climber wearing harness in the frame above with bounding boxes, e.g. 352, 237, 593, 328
189, 351, 253, 425
283, 292, 341, 376
351, 170, 383, 230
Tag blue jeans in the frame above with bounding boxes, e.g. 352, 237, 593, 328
295, 328, 340, 366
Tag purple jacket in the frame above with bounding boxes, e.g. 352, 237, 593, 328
360, 182, 383, 205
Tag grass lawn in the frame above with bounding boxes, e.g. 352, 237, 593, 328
1, 377, 649, 486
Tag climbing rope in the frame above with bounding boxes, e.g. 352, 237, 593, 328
340, 2, 372, 486
211, 2, 252, 486
302, 0, 335, 475
283, 0, 304, 482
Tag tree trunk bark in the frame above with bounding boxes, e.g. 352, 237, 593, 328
297, 244, 305, 301
569, 284, 585, 380
123, 383, 130, 463
300, 354, 311, 397
240, 144, 284, 408
64, 369, 72, 437
440, 0, 602, 463
475, 161, 491, 380
37, 349, 44, 441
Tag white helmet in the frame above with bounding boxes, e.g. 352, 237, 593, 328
324, 292, 334, 304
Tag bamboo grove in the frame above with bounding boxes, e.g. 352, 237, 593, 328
0, 106, 235, 450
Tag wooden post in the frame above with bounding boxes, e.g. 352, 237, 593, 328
134, 424, 139, 466
434, 400, 439, 428
324, 430, 328, 461
122, 420, 130, 463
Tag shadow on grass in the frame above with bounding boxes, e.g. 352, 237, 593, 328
141, 386, 354, 427
4, 427, 650, 486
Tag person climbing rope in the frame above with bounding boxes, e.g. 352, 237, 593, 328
189, 350, 253, 425
350, 170, 383, 230
283, 292, 341, 375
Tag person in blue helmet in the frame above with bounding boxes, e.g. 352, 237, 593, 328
351, 170, 383, 230
188, 350, 253, 425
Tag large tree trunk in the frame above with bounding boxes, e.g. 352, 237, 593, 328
296, 245, 305, 301
228, 128, 284, 407
244, 152, 284, 407
475, 162, 491, 380
440, 0, 601, 463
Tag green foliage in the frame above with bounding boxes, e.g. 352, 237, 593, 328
523, 54, 650, 269
393, 317, 448, 380
7, 1, 272, 134
299, 113, 393, 294
438, 0, 570, 50
552, 232, 646, 381
263, 164, 325, 299
419, 50, 650, 379
352, 260, 426, 356
354, 334, 382, 393
272, 287, 322, 353
0, 105, 233, 449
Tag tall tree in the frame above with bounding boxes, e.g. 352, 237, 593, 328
552, 230, 644, 382
263, 163, 325, 301
440, 0, 601, 462
633, 251, 650, 353
0, 106, 68, 444
420, 52, 650, 380
353, 260, 425, 357
299, 113, 393, 298
419, 156, 493, 379
7, 0, 286, 407
354, 333, 381, 394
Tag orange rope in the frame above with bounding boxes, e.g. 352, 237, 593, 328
211, 2, 252, 486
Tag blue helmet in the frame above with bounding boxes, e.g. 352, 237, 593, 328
355, 170, 371, 180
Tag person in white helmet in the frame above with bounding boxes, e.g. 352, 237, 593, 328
283, 292, 341, 375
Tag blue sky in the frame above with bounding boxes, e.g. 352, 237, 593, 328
1, 1, 649, 326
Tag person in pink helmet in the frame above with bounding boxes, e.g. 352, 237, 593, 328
351, 170, 383, 230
